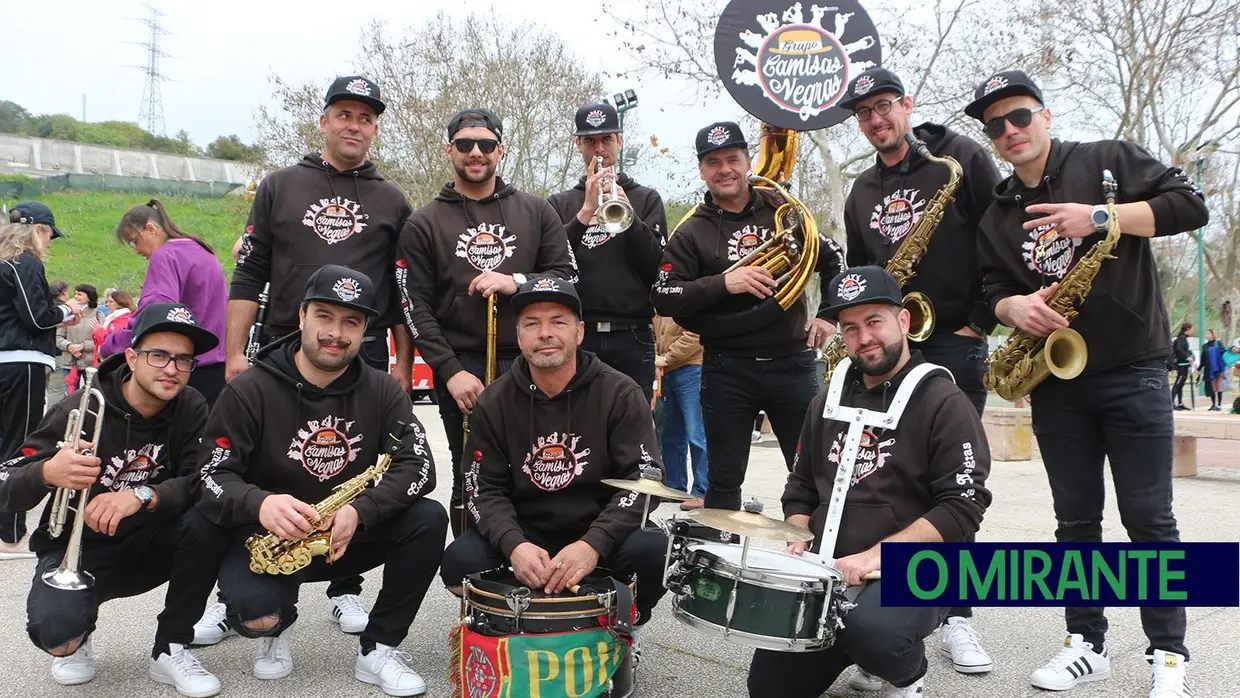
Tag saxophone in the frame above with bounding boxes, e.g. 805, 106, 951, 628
822, 133, 963, 385
983, 170, 1121, 401
247, 422, 409, 575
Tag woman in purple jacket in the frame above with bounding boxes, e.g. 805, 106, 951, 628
102, 200, 228, 404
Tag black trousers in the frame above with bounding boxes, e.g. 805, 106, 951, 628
0, 362, 46, 543
1172, 364, 1190, 405
188, 362, 227, 408
27, 508, 228, 657
582, 323, 656, 404
748, 581, 944, 697
434, 352, 517, 538
700, 350, 818, 510
1031, 360, 1188, 658
440, 524, 669, 624
217, 498, 447, 650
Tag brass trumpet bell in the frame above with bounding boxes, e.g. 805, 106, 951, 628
903, 291, 935, 343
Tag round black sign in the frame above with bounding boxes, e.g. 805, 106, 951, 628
714, 0, 883, 131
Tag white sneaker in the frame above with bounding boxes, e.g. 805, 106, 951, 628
1030, 634, 1110, 690
149, 643, 222, 698
1149, 649, 1192, 697
253, 627, 294, 680
880, 677, 924, 697
50, 638, 95, 686
355, 644, 426, 697
849, 668, 883, 691
192, 602, 236, 646
938, 616, 993, 673
330, 594, 370, 634
631, 624, 645, 668
0, 538, 36, 559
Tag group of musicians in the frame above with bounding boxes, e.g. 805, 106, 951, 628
0, 59, 1205, 698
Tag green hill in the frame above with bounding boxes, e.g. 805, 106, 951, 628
8, 191, 251, 295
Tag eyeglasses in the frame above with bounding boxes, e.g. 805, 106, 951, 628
451, 138, 499, 155
136, 349, 197, 373
126, 238, 137, 249
983, 107, 1045, 140
855, 99, 898, 123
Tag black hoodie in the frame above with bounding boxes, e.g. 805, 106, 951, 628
0, 354, 209, 554
196, 333, 434, 531
230, 153, 413, 337
397, 178, 578, 382
466, 350, 661, 559
782, 353, 992, 558
651, 188, 846, 357
0, 251, 72, 361
978, 139, 1209, 376
546, 173, 667, 323
845, 123, 1001, 335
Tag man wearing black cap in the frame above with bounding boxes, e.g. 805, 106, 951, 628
966, 69, 1206, 695
0, 201, 83, 555
838, 66, 1001, 683
546, 102, 667, 402
196, 264, 446, 695
652, 121, 846, 511
398, 107, 577, 537
440, 278, 669, 633
222, 73, 411, 629
748, 266, 992, 698
0, 302, 233, 695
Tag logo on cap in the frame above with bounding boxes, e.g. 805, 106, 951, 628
531, 278, 560, 292
345, 79, 372, 96
854, 74, 875, 95
584, 110, 606, 128
837, 273, 867, 301
707, 125, 731, 146
332, 277, 362, 302
165, 307, 195, 324
983, 74, 1009, 95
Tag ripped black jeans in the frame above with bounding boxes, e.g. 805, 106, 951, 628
1030, 359, 1188, 659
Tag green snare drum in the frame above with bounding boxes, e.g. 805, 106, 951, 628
665, 541, 850, 652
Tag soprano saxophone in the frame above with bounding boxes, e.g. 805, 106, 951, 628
247, 422, 408, 575
983, 170, 1122, 401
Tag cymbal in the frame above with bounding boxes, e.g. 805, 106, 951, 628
600, 478, 693, 501
687, 507, 816, 542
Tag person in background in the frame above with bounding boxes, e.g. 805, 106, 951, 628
1171, 323, 1193, 410
54, 284, 105, 394
45, 281, 72, 408
1203, 329, 1225, 411
99, 288, 117, 319
102, 200, 229, 406
93, 290, 136, 366
653, 315, 708, 510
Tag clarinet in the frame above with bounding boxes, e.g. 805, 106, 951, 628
246, 282, 270, 364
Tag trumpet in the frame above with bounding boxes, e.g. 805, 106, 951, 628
43, 367, 106, 591
595, 156, 634, 234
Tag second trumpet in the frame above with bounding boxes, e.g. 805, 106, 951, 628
595, 155, 634, 234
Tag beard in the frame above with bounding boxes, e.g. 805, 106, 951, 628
853, 338, 904, 377
454, 158, 497, 184
527, 340, 571, 369
304, 334, 357, 372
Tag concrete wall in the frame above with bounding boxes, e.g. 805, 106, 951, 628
0, 134, 255, 184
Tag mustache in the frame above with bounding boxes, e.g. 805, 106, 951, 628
317, 336, 352, 349
533, 339, 562, 351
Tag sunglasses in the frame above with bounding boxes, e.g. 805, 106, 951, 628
451, 138, 499, 155
983, 107, 1045, 140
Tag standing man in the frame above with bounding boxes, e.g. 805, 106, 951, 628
970, 69, 1207, 695
653, 315, 708, 510
547, 102, 667, 401
218, 74, 411, 637
652, 122, 845, 511
1171, 323, 1193, 410
398, 108, 578, 536
837, 67, 999, 683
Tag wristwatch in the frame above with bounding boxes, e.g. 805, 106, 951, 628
511, 273, 528, 287
133, 486, 154, 510
1090, 205, 1110, 232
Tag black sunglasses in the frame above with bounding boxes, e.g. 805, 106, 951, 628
983, 107, 1045, 140
451, 138, 499, 155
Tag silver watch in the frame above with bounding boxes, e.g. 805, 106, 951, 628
1090, 204, 1110, 232
512, 273, 528, 287
133, 485, 154, 509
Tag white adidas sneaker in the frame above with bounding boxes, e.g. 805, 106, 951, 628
1149, 649, 1192, 697
880, 676, 924, 697
149, 643, 221, 698
253, 627, 295, 680
355, 644, 426, 697
50, 638, 95, 686
849, 668, 883, 691
192, 602, 237, 646
939, 616, 994, 673
329, 594, 370, 634
1030, 634, 1111, 690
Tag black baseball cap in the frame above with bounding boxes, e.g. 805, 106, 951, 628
964, 69, 1044, 122
838, 68, 905, 112
448, 108, 504, 143
823, 266, 904, 320
324, 75, 385, 116
9, 201, 65, 239
302, 264, 380, 317
574, 103, 621, 137
130, 303, 219, 356
511, 278, 583, 318
695, 121, 748, 160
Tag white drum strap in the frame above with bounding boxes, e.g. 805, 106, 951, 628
816, 359, 951, 565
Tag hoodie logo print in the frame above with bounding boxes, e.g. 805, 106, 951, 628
828, 428, 895, 485
288, 415, 364, 482
302, 196, 367, 244
101, 443, 164, 491
870, 189, 925, 243
456, 224, 517, 271
727, 225, 771, 262
522, 432, 591, 492
581, 222, 619, 249
1022, 222, 1080, 278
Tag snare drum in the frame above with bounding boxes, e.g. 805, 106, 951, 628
664, 541, 847, 652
